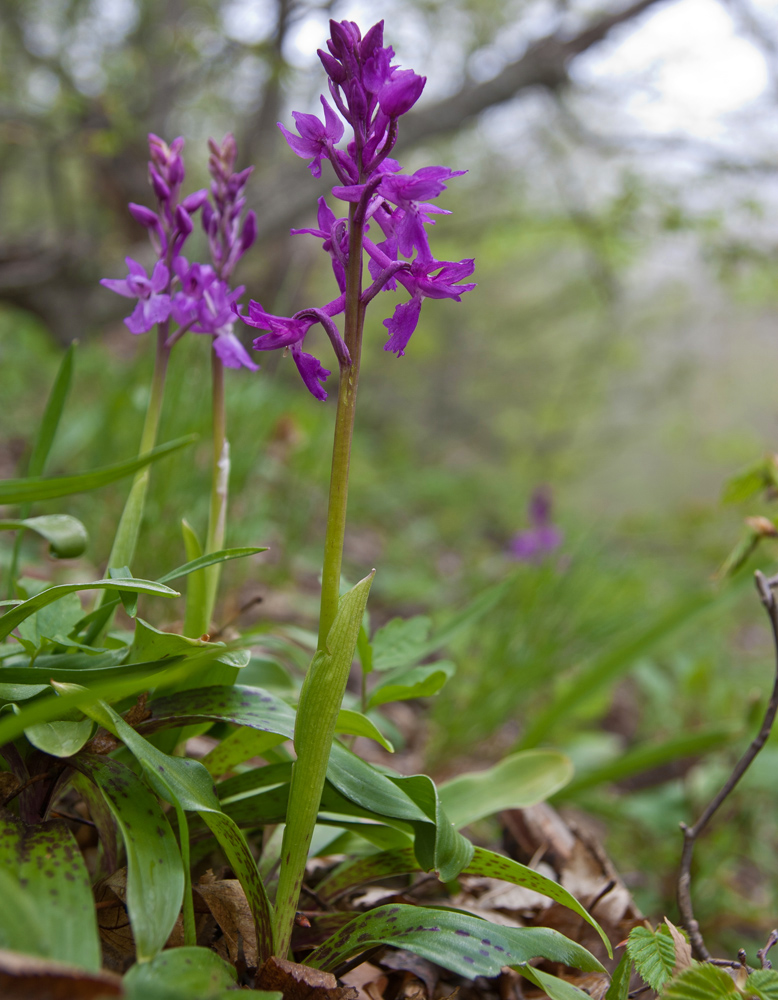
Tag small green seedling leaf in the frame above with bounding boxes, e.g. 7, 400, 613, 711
128, 618, 248, 670
306, 904, 604, 979
439, 749, 574, 828
367, 661, 455, 708
123, 945, 238, 999
24, 716, 93, 756
626, 925, 677, 992
335, 708, 394, 751
0, 515, 88, 559
372, 616, 431, 671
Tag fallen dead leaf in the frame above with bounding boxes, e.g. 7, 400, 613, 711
257, 956, 359, 1000
195, 877, 258, 967
664, 917, 693, 974
340, 961, 387, 1000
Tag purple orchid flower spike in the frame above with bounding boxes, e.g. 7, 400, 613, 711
237, 18, 474, 399
509, 486, 564, 563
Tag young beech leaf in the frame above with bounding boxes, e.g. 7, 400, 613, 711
626, 925, 676, 992
661, 962, 739, 998
746, 968, 778, 1000
305, 904, 604, 979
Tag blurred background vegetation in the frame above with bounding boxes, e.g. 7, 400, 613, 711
4, 0, 778, 957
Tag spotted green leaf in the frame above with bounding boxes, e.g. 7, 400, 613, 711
74, 755, 184, 961
306, 904, 603, 979
0, 811, 101, 969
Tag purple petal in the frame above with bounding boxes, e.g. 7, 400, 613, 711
291, 344, 331, 401
213, 332, 260, 370
150, 260, 170, 293
100, 277, 134, 298
379, 70, 426, 117
383, 297, 422, 356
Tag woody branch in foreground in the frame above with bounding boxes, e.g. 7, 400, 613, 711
677, 570, 778, 961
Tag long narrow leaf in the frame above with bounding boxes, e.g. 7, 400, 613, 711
0, 578, 179, 641
0, 435, 196, 505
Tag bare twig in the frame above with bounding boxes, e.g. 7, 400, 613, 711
677, 571, 778, 959
757, 929, 778, 969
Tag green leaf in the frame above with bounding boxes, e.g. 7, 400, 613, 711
661, 963, 739, 998
109, 565, 138, 618
0, 435, 197, 505
519, 966, 594, 999
746, 969, 778, 999
316, 843, 608, 954
30, 341, 76, 477
123, 946, 238, 1000
160, 543, 268, 585
439, 750, 573, 828
604, 950, 632, 1000
368, 661, 456, 708
391, 772, 474, 881
74, 755, 184, 962
722, 455, 778, 503
626, 925, 676, 992
24, 716, 93, 756
306, 904, 604, 978
127, 618, 248, 671
327, 741, 429, 824
79, 695, 275, 963
335, 708, 394, 751
0, 867, 45, 954
181, 519, 206, 642
201, 727, 287, 777
15, 591, 85, 650
0, 812, 101, 969
0, 515, 88, 559
372, 616, 432, 671
0, 579, 179, 641
143, 684, 297, 740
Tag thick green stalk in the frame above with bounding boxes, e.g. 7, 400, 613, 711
274, 203, 366, 955
317, 202, 366, 648
106, 325, 170, 573
203, 351, 229, 633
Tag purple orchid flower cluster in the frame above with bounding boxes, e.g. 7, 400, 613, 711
236, 18, 476, 400
509, 486, 563, 563
101, 134, 258, 371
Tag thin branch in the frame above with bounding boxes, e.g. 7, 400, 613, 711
677, 570, 778, 960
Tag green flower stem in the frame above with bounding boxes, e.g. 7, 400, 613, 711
274, 203, 366, 956
107, 324, 170, 574
317, 202, 366, 649
203, 351, 229, 633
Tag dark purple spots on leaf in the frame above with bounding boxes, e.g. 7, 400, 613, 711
464, 956, 475, 965
157, 765, 165, 773
455, 930, 470, 937
64, 871, 75, 882
156, 826, 165, 837
479, 950, 489, 957
357, 933, 371, 943
481, 939, 491, 946
494, 945, 505, 952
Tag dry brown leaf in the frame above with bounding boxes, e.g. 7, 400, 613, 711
340, 961, 388, 1000
664, 917, 693, 974
0, 948, 122, 999
195, 877, 258, 967
379, 949, 440, 996
257, 956, 359, 1000
94, 869, 135, 973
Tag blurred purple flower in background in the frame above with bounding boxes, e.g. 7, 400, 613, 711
509, 486, 563, 563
